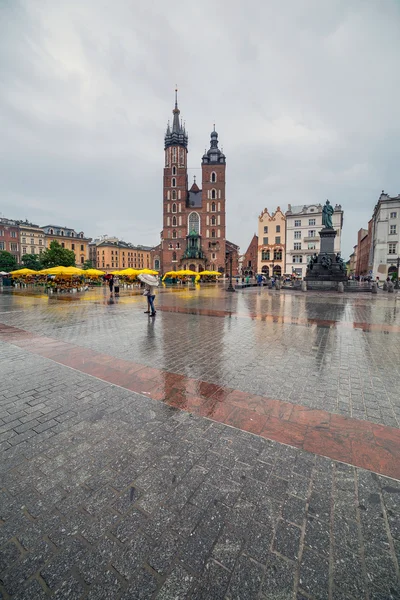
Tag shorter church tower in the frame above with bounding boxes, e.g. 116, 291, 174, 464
201, 128, 226, 272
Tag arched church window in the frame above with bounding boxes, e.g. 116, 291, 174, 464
211, 189, 216, 199
172, 178, 176, 187
172, 230, 177, 239
211, 172, 217, 183
172, 148, 177, 163
172, 251, 177, 261
171, 190, 176, 200
211, 202, 216, 212
188, 212, 200, 235
169, 243, 173, 249
211, 216, 216, 225
172, 216, 177, 226
211, 229, 216, 238
172, 203, 177, 213
172, 166, 177, 175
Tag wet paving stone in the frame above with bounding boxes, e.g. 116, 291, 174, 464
1, 289, 400, 598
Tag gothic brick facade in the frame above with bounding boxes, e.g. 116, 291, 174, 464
161, 93, 227, 274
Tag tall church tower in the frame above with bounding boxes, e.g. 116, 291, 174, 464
160, 93, 228, 275
201, 128, 226, 272
161, 91, 188, 273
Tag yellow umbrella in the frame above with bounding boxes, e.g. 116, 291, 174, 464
138, 268, 159, 275
198, 270, 221, 276
118, 268, 140, 278
10, 268, 38, 277
84, 269, 104, 277
162, 271, 179, 281
38, 266, 85, 277
175, 269, 197, 276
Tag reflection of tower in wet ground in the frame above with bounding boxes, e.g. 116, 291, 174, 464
159, 298, 230, 386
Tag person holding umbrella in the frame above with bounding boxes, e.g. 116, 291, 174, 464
138, 273, 159, 317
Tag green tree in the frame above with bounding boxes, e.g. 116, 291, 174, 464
40, 240, 76, 268
82, 259, 93, 270
21, 254, 43, 271
0, 251, 17, 272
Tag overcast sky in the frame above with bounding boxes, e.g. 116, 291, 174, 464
1, 0, 399, 259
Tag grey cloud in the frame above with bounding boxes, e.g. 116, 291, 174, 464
1, 0, 400, 257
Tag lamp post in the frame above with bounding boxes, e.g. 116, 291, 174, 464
227, 252, 235, 292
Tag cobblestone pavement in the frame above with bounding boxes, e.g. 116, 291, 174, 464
1, 287, 400, 427
0, 287, 400, 599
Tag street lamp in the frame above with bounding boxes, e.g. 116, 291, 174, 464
227, 252, 235, 292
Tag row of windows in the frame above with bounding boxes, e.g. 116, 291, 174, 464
167, 229, 221, 239
293, 243, 317, 250
0, 242, 18, 251
0, 230, 17, 237
22, 247, 43, 255
166, 202, 221, 215
22, 238, 43, 245
97, 250, 145, 257
60, 243, 85, 251
263, 237, 281, 245
169, 167, 218, 183
294, 230, 317, 239
263, 225, 281, 233
261, 249, 283, 261
165, 147, 186, 167
48, 229, 84, 238
293, 219, 316, 227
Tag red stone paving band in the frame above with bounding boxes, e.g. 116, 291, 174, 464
0, 322, 399, 480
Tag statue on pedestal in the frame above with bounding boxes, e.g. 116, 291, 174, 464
322, 200, 334, 229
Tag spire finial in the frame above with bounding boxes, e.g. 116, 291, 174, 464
175, 85, 178, 109
193, 175, 196, 183
213, 123, 215, 132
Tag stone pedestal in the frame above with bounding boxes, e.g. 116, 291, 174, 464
304, 228, 348, 290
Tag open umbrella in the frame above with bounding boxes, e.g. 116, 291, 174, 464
0, 271, 10, 276
138, 268, 159, 275
10, 268, 38, 277
84, 269, 104, 277
138, 273, 159, 287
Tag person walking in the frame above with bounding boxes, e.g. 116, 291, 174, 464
114, 275, 120, 296
143, 284, 151, 314
108, 275, 114, 294
146, 283, 156, 316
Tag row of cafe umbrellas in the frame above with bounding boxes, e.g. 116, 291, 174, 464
9, 267, 159, 279
162, 269, 221, 282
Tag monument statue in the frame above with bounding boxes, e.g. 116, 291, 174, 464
322, 200, 334, 229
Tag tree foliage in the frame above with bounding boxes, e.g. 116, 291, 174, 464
40, 240, 76, 268
21, 254, 43, 271
0, 251, 17, 272
82, 259, 93, 270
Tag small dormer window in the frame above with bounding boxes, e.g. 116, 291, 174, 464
61, 231, 64, 236
50, 229, 53, 234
